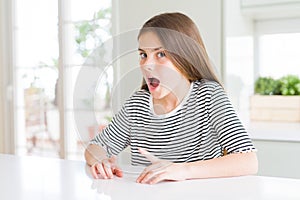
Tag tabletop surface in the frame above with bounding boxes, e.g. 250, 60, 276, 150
1, 154, 300, 200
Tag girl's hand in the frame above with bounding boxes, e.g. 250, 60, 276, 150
91, 155, 123, 179
136, 148, 187, 184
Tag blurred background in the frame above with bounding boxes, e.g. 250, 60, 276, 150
0, 0, 299, 178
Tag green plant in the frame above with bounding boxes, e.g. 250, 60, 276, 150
254, 77, 281, 95
279, 75, 300, 95
74, 8, 111, 58
254, 75, 300, 95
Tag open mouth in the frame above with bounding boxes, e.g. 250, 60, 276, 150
148, 77, 160, 88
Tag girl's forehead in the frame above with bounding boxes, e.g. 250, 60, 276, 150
138, 31, 163, 49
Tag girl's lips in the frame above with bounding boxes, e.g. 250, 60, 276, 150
148, 77, 160, 88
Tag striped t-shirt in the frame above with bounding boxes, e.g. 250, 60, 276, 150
90, 79, 256, 166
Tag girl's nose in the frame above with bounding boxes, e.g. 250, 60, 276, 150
142, 57, 156, 71
144, 63, 155, 71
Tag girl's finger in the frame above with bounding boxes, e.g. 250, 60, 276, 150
137, 169, 164, 184
147, 171, 167, 184
91, 163, 99, 179
136, 163, 160, 183
96, 162, 108, 179
112, 166, 123, 177
136, 171, 147, 183
136, 160, 172, 183
102, 160, 114, 179
109, 155, 123, 177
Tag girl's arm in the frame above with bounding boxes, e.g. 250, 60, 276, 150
84, 99, 131, 179
136, 149, 258, 184
84, 144, 108, 166
185, 151, 258, 179
85, 144, 123, 179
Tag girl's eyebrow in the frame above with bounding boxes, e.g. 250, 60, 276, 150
138, 47, 163, 52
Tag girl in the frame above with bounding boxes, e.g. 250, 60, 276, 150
85, 12, 258, 184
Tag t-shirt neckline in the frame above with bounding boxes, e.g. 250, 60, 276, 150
149, 82, 194, 118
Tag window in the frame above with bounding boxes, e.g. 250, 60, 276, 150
14, 0, 59, 157
255, 19, 300, 79
225, 17, 300, 121
13, 0, 112, 160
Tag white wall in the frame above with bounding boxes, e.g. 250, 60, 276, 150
0, 0, 5, 153
224, 0, 254, 37
111, 0, 223, 111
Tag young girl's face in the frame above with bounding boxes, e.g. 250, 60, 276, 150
138, 31, 187, 100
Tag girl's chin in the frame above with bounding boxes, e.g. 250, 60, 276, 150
148, 85, 159, 92
148, 85, 161, 97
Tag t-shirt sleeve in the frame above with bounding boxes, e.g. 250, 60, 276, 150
89, 102, 130, 157
208, 83, 257, 154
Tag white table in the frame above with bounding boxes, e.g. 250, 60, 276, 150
1, 154, 300, 200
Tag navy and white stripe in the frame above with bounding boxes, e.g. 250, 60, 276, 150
90, 79, 256, 166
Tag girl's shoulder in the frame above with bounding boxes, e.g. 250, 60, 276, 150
130, 89, 150, 99
193, 79, 222, 92
124, 89, 150, 105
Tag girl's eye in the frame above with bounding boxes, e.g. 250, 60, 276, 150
139, 52, 147, 59
157, 51, 166, 58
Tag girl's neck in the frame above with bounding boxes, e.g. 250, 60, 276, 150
152, 80, 191, 115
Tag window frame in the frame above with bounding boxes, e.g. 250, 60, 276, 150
253, 17, 300, 80
0, 0, 15, 154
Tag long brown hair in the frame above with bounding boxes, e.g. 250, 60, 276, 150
138, 12, 222, 90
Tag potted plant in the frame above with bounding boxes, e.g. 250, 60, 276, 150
250, 75, 300, 122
